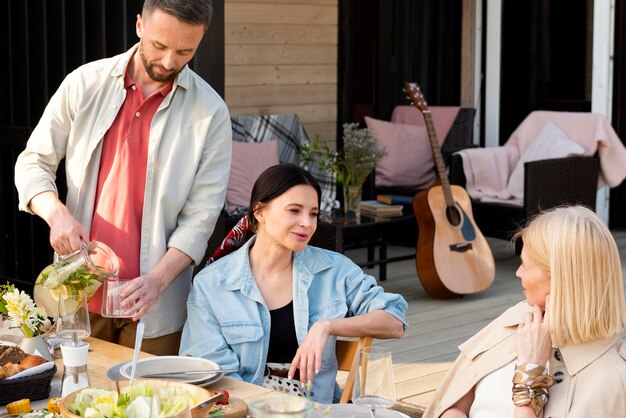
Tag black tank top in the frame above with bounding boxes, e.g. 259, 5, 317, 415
267, 301, 299, 363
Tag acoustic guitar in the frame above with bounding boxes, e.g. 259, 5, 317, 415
405, 82, 495, 298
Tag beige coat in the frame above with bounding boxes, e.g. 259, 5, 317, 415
424, 301, 626, 418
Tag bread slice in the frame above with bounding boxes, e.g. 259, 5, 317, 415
0, 345, 26, 366
1, 362, 24, 377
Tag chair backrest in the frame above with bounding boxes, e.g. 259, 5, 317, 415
230, 113, 336, 212
335, 336, 373, 403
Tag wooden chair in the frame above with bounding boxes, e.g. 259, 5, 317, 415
335, 336, 374, 403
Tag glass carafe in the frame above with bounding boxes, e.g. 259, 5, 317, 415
54, 290, 91, 341
34, 240, 120, 319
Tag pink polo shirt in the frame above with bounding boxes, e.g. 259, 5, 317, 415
89, 71, 173, 313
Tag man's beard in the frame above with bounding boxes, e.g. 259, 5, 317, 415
139, 43, 181, 83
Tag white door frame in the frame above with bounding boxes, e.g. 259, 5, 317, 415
591, 0, 615, 223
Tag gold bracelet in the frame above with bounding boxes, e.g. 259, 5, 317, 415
512, 362, 556, 416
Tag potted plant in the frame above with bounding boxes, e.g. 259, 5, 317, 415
301, 123, 386, 217
1, 284, 53, 360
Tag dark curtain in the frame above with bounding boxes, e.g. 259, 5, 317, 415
610, 0, 626, 228
339, 0, 462, 130
500, 0, 589, 144
376, 0, 462, 120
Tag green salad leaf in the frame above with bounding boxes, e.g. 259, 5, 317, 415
69, 382, 192, 418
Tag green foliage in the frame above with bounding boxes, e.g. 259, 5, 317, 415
0, 282, 16, 316
300, 123, 386, 187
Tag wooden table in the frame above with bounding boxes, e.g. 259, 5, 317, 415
310, 213, 416, 281
1, 337, 274, 412
1, 338, 424, 416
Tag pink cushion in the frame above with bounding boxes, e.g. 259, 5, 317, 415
226, 140, 280, 211
365, 116, 441, 189
391, 105, 460, 142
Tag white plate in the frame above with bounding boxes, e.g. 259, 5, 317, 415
316, 405, 409, 417
119, 356, 224, 385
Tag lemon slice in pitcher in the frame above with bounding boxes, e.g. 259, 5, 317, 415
34, 282, 69, 319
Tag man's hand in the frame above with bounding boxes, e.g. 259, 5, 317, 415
120, 272, 164, 321
288, 319, 332, 386
29, 191, 86, 254
119, 248, 193, 321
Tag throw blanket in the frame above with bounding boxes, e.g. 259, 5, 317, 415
458, 111, 626, 205
391, 105, 461, 142
230, 113, 336, 212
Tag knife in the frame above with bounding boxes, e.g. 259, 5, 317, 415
139, 369, 239, 378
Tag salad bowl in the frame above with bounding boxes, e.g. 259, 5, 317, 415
59, 379, 216, 418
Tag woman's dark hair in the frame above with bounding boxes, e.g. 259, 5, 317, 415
246, 164, 322, 232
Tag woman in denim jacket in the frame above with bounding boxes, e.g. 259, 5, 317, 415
180, 164, 407, 403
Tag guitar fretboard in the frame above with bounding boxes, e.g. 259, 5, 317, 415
422, 110, 455, 209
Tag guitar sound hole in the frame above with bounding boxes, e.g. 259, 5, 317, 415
446, 206, 462, 227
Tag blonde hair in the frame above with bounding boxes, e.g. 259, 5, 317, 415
517, 206, 625, 346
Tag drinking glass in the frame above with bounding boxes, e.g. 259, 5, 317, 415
151, 386, 192, 418
352, 347, 396, 417
101, 277, 133, 318
53, 290, 91, 342
248, 394, 314, 417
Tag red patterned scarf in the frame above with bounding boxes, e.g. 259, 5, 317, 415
207, 216, 250, 265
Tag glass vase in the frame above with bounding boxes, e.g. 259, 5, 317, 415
343, 184, 363, 219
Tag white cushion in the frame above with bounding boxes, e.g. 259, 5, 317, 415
507, 121, 585, 199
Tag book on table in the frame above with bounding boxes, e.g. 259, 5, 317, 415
376, 194, 414, 205
361, 211, 404, 221
360, 200, 404, 216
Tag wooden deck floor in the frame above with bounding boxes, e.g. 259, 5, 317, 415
340, 229, 626, 412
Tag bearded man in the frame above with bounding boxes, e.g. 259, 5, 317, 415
15, 0, 231, 355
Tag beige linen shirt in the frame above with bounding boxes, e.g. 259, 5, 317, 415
15, 45, 232, 338
424, 301, 626, 418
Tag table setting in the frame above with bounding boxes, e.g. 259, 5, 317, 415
1, 242, 419, 417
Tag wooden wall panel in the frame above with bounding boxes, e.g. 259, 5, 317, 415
224, 0, 338, 142
226, 84, 336, 107
226, 3, 337, 25
229, 104, 337, 123
226, 23, 337, 45
225, 45, 337, 65
226, 64, 336, 86
228, 0, 336, 4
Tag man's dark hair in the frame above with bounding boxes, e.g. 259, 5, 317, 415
143, 0, 213, 30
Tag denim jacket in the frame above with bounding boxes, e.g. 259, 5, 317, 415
180, 237, 408, 403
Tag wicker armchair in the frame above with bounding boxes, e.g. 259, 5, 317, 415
449, 154, 600, 252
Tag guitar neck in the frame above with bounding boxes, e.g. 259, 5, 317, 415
422, 111, 455, 208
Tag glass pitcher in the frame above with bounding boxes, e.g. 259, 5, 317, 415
34, 240, 120, 319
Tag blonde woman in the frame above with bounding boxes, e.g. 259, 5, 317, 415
425, 205, 626, 418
